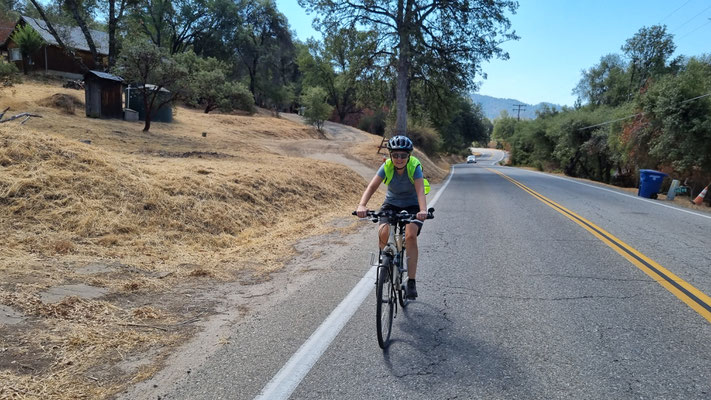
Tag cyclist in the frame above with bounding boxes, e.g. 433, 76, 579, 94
356, 135, 428, 299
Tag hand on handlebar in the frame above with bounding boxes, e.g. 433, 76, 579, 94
352, 207, 434, 221
356, 204, 369, 218
416, 210, 428, 221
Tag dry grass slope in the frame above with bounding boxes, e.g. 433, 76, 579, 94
0, 80, 367, 399
1, 125, 363, 269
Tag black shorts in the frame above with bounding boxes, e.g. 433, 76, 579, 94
379, 203, 424, 235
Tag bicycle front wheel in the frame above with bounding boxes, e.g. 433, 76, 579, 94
375, 263, 394, 349
397, 250, 409, 308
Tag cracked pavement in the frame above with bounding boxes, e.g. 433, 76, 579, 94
129, 163, 711, 399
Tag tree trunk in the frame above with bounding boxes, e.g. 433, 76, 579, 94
143, 91, 152, 132
65, 0, 99, 69
395, 43, 409, 136
107, 0, 127, 68
249, 58, 258, 100
108, 1, 116, 67
28, 0, 89, 73
248, 68, 255, 96
143, 117, 152, 132
336, 97, 346, 122
394, 0, 412, 137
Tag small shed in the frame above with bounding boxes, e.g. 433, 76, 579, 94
125, 84, 173, 123
84, 70, 123, 119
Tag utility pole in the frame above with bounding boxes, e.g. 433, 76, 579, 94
512, 104, 526, 121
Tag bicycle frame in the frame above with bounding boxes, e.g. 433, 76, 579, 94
354, 207, 433, 349
380, 219, 407, 290
361, 208, 433, 291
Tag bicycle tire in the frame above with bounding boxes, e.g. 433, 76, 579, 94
375, 262, 394, 349
397, 250, 409, 308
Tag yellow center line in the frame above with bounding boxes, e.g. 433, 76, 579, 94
488, 168, 711, 323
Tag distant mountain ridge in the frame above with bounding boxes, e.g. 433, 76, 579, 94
471, 93, 562, 120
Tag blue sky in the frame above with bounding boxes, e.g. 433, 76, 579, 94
276, 0, 711, 107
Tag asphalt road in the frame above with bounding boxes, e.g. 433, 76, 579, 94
137, 161, 711, 400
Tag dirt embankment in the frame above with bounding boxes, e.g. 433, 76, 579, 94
0, 80, 451, 399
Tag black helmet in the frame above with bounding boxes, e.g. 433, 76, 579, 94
387, 135, 413, 152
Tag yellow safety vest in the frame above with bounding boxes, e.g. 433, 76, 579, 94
383, 156, 430, 195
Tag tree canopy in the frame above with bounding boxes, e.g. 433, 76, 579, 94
496, 25, 711, 192
298, 0, 518, 136
9, 0, 517, 157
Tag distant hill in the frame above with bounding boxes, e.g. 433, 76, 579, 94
471, 93, 562, 120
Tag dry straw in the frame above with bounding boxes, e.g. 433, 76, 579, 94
0, 79, 450, 399
0, 81, 367, 398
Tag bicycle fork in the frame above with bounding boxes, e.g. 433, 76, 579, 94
372, 251, 400, 317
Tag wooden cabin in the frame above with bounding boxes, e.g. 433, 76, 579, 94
1, 16, 108, 79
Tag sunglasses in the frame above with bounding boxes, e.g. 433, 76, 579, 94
390, 153, 409, 160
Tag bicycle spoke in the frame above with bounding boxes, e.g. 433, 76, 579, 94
375, 265, 393, 349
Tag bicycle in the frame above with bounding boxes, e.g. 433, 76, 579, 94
353, 207, 435, 348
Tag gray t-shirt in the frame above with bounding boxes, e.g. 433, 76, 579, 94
377, 163, 424, 207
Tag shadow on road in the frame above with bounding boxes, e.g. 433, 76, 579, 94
378, 300, 531, 395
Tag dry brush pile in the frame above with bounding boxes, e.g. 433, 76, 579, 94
0, 121, 363, 398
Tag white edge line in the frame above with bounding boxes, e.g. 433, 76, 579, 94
254, 166, 456, 400
427, 165, 454, 208
509, 167, 711, 221
254, 265, 376, 400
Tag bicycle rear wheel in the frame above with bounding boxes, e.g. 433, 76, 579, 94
375, 263, 394, 349
397, 250, 409, 308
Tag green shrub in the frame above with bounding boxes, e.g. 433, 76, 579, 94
356, 112, 384, 136
371, 111, 386, 135
358, 110, 386, 135
0, 62, 21, 85
406, 123, 441, 155
11, 24, 44, 58
357, 116, 371, 132
222, 81, 255, 114
301, 87, 332, 131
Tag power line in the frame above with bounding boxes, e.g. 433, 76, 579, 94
677, 18, 711, 40
672, 4, 711, 33
577, 92, 711, 131
577, 113, 643, 131
512, 104, 526, 121
681, 92, 711, 104
659, 0, 692, 24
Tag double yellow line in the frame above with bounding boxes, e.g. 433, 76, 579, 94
488, 168, 711, 323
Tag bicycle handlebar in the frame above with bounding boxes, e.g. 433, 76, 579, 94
352, 207, 435, 223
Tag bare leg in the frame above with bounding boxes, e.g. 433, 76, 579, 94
404, 224, 418, 279
378, 224, 389, 250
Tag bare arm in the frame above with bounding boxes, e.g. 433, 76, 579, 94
414, 178, 427, 221
356, 174, 383, 217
